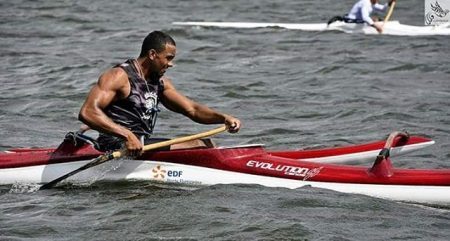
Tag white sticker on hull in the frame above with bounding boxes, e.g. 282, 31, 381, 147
151, 164, 201, 185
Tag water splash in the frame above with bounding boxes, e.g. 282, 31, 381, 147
9, 183, 41, 193
63, 157, 126, 187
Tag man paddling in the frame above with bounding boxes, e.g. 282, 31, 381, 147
78, 31, 241, 156
327, 0, 396, 33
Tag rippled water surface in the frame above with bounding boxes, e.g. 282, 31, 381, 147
1, 0, 449, 240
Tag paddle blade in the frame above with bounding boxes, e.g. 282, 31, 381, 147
39, 152, 115, 190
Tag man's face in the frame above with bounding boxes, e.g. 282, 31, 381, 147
150, 43, 176, 77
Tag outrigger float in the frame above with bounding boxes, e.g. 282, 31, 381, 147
1, 130, 449, 205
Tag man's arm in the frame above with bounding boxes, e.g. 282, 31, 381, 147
374, 0, 396, 12
361, 4, 374, 25
160, 78, 241, 133
373, 3, 388, 12
371, 0, 396, 33
361, 3, 384, 33
78, 68, 143, 155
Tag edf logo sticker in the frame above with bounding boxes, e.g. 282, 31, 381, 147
168, 170, 183, 177
152, 165, 166, 179
151, 165, 183, 180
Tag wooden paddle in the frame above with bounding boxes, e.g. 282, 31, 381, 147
39, 125, 227, 190
382, 1, 396, 32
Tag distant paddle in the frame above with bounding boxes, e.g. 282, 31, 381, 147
39, 125, 227, 190
382, 1, 396, 32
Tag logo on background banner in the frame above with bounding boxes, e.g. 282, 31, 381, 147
425, 0, 450, 25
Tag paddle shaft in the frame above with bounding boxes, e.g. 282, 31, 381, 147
383, 1, 396, 25
39, 125, 227, 190
143, 126, 226, 152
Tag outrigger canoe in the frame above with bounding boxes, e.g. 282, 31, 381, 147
1, 131, 449, 205
172, 21, 450, 36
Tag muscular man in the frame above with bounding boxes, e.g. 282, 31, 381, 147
79, 31, 241, 156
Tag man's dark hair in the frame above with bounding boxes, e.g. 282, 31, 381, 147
139, 31, 176, 57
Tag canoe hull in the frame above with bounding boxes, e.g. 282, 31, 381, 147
172, 21, 450, 36
1, 134, 449, 205
2, 159, 450, 205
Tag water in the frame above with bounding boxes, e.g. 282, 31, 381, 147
1, 0, 449, 240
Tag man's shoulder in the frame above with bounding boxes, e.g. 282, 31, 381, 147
160, 76, 172, 83
160, 76, 174, 89
96, 66, 129, 90
101, 66, 127, 80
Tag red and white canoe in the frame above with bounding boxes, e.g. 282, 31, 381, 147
1, 131, 449, 205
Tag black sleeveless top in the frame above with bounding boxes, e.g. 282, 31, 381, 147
97, 59, 164, 150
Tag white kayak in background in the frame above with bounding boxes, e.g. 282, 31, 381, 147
173, 21, 450, 36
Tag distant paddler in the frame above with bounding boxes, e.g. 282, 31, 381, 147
327, 0, 396, 33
